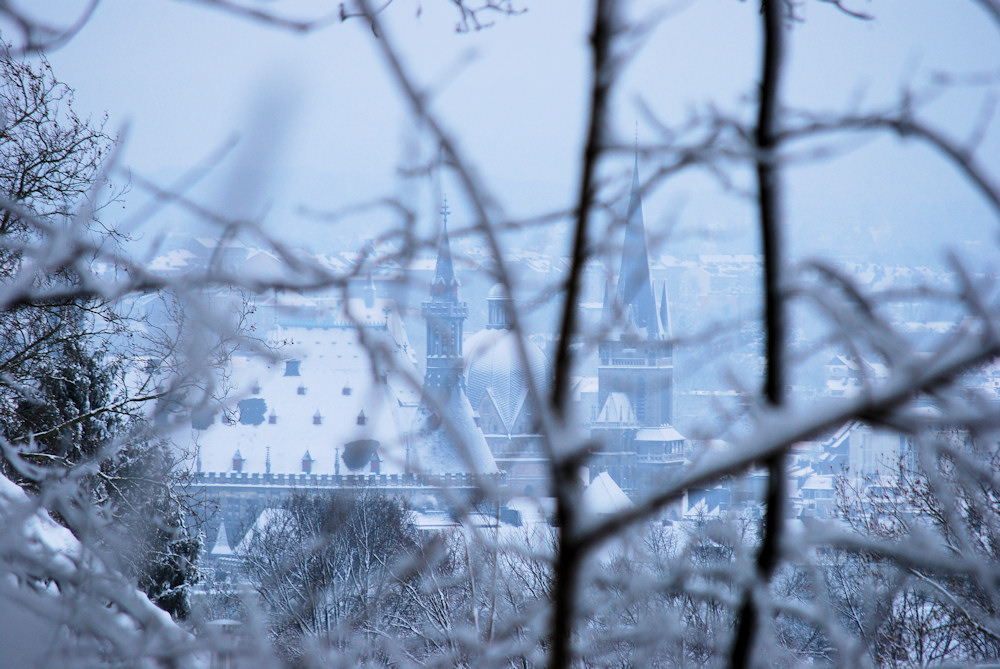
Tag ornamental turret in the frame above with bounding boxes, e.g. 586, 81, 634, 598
411, 201, 498, 477
422, 200, 468, 391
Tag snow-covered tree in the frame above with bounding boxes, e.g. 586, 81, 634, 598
0, 44, 203, 622
237, 490, 431, 661
2, 1, 1000, 667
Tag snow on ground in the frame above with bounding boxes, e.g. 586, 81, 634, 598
0, 473, 195, 667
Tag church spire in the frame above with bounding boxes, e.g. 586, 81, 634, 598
431, 198, 459, 302
411, 200, 497, 477
659, 280, 672, 338
617, 152, 663, 339
601, 276, 615, 324
422, 199, 468, 390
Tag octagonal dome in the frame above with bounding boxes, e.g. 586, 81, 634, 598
465, 328, 547, 433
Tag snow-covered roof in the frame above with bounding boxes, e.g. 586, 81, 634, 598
635, 426, 686, 442
263, 292, 414, 349
189, 321, 422, 477
505, 496, 555, 525
825, 354, 889, 379
412, 510, 457, 533
210, 520, 234, 556
802, 474, 835, 490
235, 508, 294, 554
788, 464, 813, 479
487, 282, 509, 299
571, 376, 599, 398
410, 383, 499, 475
148, 248, 197, 272
465, 328, 547, 434
583, 471, 633, 515
684, 497, 723, 519
594, 392, 636, 425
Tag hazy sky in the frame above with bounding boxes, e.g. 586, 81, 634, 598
27, 0, 1000, 268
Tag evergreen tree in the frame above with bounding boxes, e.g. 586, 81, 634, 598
0, 44, 201, 619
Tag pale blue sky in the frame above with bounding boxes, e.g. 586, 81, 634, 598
28, 0, 1000, 267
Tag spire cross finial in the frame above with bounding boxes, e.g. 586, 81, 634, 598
441, 197, 451, 226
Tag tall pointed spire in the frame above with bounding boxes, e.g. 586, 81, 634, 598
659, 280, 672, 338
617, 152, 663, 339
423, 199, 468, 389
593, 150, 679, 492
601, 276, 615, 324
432, 198, 458, 301
413, 199, 498, 476
210, 520, 234, 556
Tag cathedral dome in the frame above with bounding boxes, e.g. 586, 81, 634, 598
465, 327, 547, 434
487, 283, 508, 300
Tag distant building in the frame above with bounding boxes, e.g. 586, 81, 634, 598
188, 209, 499, 547
410, 209, 500, 479
187, 294, 424, 539
465, 283, 549, 496
590, 155, 686, 493
823, 354, 889, 398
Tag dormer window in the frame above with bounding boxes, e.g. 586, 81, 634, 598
232, 450, 244, 472
342, 383, 352, 396
298, 384, 307, 396
252, 381, 261, 394
313, 410, 323, 425
268, 412, 277, 425
356, 410, 367, 426
284, 360, 301, 376
301, 451, 314, 473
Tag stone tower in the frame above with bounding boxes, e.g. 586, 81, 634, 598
592, 155, 684, 493
422, 203, 468, 392
411, 202, 499, 477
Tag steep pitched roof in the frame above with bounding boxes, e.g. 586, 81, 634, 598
583, 471, 633, 515
411, 383, 499, 475
210, 520, 234, 556
188, 317, 421, 477
617, 154, 664, 340
594, 392, 637, 425
465, 327, 547, 435
431, 221, 459, 301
